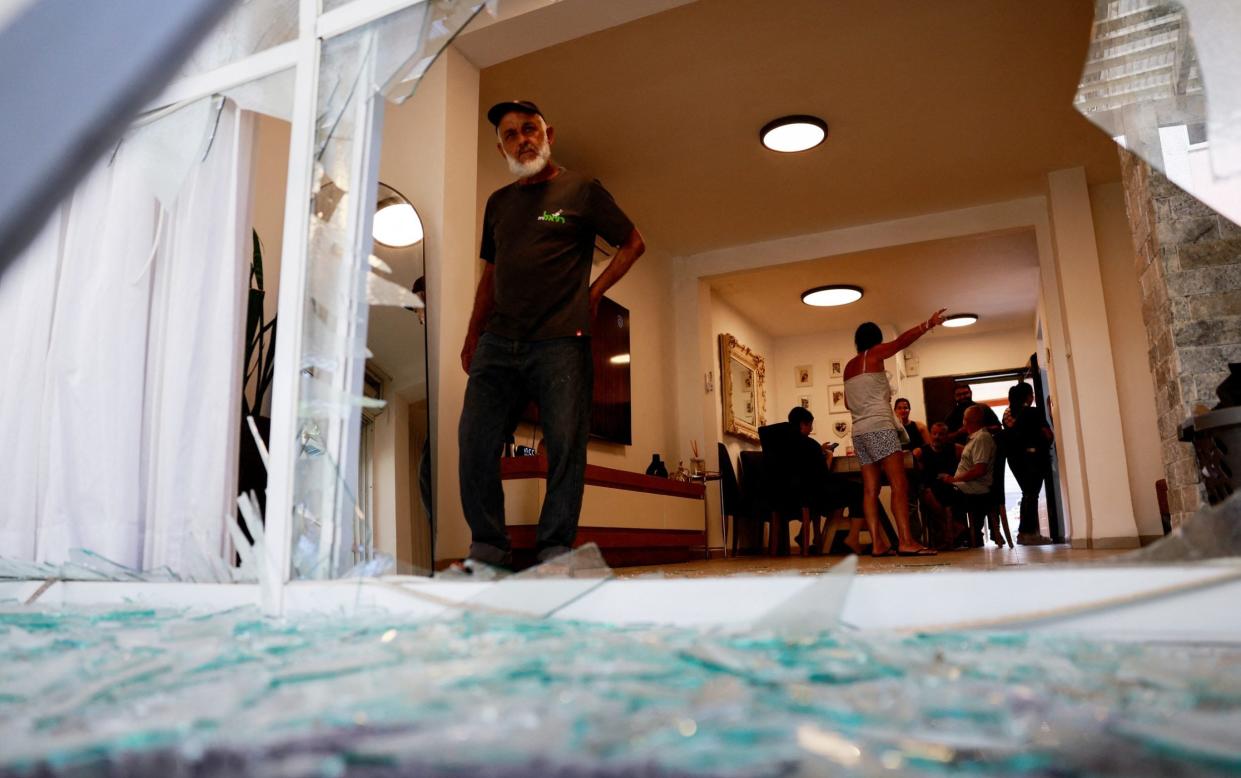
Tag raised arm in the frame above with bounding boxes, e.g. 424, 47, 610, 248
868, 308, 947, 361
461, 262, 496, 373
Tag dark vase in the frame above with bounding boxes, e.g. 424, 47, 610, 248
645, 454, 668, 478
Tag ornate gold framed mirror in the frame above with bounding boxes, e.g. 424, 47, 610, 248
719, 333, 766, 443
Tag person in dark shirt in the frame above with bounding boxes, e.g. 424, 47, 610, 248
787, 406, 866, 554
913, 422, 964, 549
894, 397, 928, 452
1005, 382, 1054, 545
944, 384, 1001, 443
893, 397, 928, 541
457, 100, 645, 568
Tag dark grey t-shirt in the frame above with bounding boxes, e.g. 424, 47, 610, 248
480, 168, 633, 340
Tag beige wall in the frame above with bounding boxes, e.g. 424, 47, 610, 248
1090, 181, 1165, 539
378, 48, 482, 562
246, 114, 291, 416
371, 396, 411, 564
770, 330, 858, 438
1045, 168, 1139, 547
710, 294, 775, 466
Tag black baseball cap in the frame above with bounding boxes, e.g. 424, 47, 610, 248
487, 100, 544, 127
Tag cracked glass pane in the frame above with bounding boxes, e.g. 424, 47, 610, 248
288, 0, 487, 579
175, 0, 299, 80
0, 67, 295, 583
322, 0, 360, 13
1075, 0, 1241, 224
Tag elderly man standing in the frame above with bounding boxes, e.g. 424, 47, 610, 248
938, 405, 997, 548
458, 100, 645, 568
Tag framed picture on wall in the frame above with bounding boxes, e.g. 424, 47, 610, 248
794, 364, 813, 387
798, 394, 812, 411
832, 419, 849, 439
828, 383, 847, 414
829, 358, 845, 379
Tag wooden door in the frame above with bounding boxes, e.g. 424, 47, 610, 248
922, 375, 959, 427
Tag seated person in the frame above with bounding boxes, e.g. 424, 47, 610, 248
913, 422, 963, 549
937, 405, 996, 548
787, 406, 867, 554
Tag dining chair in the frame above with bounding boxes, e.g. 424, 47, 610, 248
717, 442, 748, 556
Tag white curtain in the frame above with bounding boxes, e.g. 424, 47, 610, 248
0, 101, 253, 573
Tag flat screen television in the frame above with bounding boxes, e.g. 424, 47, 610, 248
589, 296, 632, 444
521, 296, 632, 445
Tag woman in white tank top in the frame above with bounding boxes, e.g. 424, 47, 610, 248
843, 310, 946, 556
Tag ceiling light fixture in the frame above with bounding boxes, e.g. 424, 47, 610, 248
800, 285, 863, 307
943, 313, 979, 328
760, 115, 828, 153
373, 182, 423, 247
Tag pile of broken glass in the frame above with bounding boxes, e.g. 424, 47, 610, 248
3, 597, 1240, 777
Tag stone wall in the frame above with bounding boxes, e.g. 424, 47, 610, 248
1119, 149, 1241, 526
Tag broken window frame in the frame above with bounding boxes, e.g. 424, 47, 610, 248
138, 0, 486, 614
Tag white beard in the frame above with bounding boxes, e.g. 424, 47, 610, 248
505, 140, 551, 178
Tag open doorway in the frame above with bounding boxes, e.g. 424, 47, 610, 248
967, 376, 1051, 542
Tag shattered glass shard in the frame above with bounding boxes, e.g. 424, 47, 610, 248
1075, 0, 1241, 225
3, 606, 1241, 776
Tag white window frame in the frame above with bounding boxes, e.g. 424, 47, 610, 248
144, 0, 433, 613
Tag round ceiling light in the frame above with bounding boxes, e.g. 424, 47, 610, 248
800, 285, 863, 307
760, 115, 828, 153
943, 313, 979, 328
373, 183, 423, 247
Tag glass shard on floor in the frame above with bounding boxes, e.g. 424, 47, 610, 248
2, 603, 1241, 777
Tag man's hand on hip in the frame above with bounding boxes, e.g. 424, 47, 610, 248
461, 334, 479, 374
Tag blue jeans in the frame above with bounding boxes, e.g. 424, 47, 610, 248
458, 332, 592, 565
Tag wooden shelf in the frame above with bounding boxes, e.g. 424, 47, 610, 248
501, 456, 704, 499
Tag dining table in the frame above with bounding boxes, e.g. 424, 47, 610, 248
829, 450, 915, 476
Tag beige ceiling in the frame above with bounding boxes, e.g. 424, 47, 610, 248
477, 0, 1120, 259
707, 229, 1041, 338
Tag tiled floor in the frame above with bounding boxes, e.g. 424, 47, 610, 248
616, 544, 1127, 578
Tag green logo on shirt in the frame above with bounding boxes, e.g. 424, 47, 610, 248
537, 209, 566, 224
